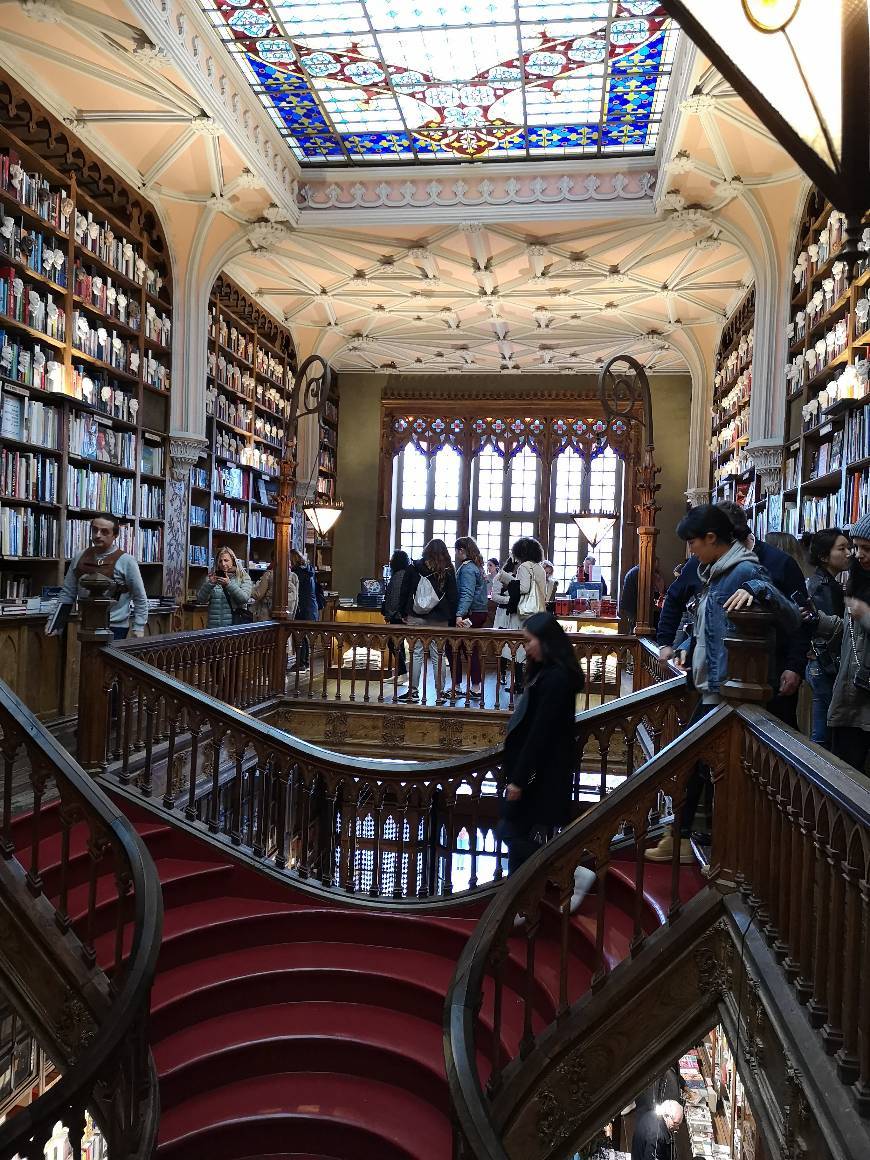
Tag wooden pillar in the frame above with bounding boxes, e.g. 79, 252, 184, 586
272, 451, 296, 621
77, 573, 115, 774
720, 606, 775, 704
633, 440, 661, 637
376, 411, 395, 566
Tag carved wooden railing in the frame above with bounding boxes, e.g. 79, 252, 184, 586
444, 703, 870, 1157
117, 621, 289, 710
93, 641, 692, 903
116, 620, 665, 712
0, 678, 163, 1160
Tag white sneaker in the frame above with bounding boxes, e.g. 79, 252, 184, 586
396, 673, 409, 686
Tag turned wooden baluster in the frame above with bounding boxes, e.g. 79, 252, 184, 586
1, 739, 16, 859
821, 831, 847, 1055
185, 722, 202, 822
808, 820, 832, 1029
855, 879, 870, 1114
835, 849, 863, 1084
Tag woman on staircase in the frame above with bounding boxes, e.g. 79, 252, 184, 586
500, 612, 584, 875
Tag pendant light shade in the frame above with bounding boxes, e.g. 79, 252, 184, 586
572, 511, 618, 550
661, 0, 869, 219
302, 499, 343, 537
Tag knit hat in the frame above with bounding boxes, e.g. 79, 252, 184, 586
850, 514, 870, 542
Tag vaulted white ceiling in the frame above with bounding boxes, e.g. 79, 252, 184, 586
227, 209, 748, 373
0, 0, 804, 379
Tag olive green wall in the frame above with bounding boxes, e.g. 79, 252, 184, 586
332, 372, 692, 597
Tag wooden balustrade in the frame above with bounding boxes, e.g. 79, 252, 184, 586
445, 702, 870, 1157
0, 678, 162, 1160
93, 642, 692, 903
726, 706, 870, 1115
113, 619, 669, 714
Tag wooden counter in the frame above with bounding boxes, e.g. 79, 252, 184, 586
0, 608, 175, 720
328, 604, 390, 678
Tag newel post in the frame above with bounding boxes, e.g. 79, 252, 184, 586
720, 606, 775, 705
77, 573, 115, 773
711, 605, 775, 890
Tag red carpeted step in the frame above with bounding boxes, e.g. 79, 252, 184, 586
155, 1001, 455, 1112
16, 822, 172, 906
156, 1072, 452, 1160
66, 857, 233, 943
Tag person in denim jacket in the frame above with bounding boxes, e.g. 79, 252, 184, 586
646, 505, 800, 864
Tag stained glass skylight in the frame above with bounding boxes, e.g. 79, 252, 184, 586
200, 0, 678, 164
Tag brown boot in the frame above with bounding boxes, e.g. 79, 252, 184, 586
645, 826, 694, 865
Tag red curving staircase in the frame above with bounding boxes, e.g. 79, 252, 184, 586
11, 799, 704, 1160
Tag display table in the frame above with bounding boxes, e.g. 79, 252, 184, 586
557, 615, 620, 634
328, 604, 390, 679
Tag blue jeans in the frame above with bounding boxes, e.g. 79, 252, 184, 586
806, 660, 835, 748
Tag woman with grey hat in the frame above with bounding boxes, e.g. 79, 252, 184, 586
807, 514, 870, 771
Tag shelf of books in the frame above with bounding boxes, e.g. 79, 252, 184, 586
188, 274, 298, 599
308, 380, 340, 589
709, 284, 755, 516
775, 187, 870, 537
0, 73, 173, 623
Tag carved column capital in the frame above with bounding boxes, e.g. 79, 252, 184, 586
746, 444, 783, 495
685, 486, 711, 507
169, 436, 208, 482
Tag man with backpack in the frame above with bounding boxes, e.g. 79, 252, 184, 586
396, 538, 458, 704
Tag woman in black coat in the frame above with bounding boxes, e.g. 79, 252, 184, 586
291, 548, 319, 671
501, 612, 584, 875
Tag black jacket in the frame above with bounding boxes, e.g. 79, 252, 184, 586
807, 566, 845, 618
293, 563, 319, 621
382, 567, 407, 623
657, 542, 810, 675
502, 664, 582, 832
631, 1110, 674, 1160
398, 559, 458, 624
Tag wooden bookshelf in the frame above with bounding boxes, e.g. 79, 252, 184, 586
776, 189, 870, 537
0, 69, 172, 608
187, 274, 297, 598
709, 284, 755, 512
308, 380, 340, 590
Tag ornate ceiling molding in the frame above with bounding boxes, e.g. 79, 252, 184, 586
298, 165, 657, 224
123, 0, 300, 221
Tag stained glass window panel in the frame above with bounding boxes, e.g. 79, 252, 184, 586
400, 518, 425, 559
433, 519, 459, 544
553, 448, 585, 514
199, 0, 677, 164
551, 521, 580, 590
475, 449, 504, 512
474, 521, 503, 564
400, 445, 428, 510
509, 449, 539, 513
508, 521, 535, 547
434, 446, 461, 511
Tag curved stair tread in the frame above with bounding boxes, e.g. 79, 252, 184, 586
154, 1001, 450, 1078
65, 857, 233, 931
156, 1071, 452, 1160
151, 903, 479, 972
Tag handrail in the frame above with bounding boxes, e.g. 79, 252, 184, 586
444, 701, 870, 1155
443, 704, 732, 1159
94, 641, 692, 903
0, 678, 163, 1159
115, 620, 667, 713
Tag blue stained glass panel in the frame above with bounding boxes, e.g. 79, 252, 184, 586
199, 0, 678, 164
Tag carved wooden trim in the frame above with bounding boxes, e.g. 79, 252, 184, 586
213, 272, 297, 363
0, 66, 171, 265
